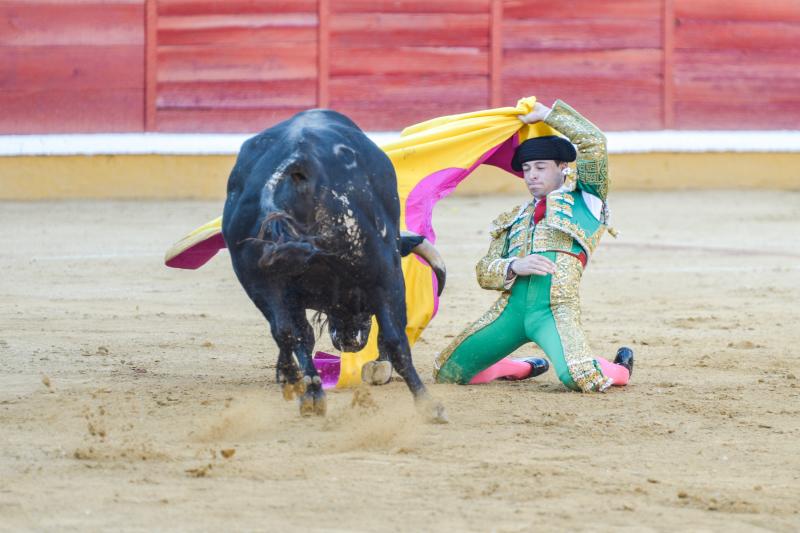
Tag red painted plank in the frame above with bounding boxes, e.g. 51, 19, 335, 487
502, 77, 662, 104
158, 13, 317, 45
333, 104, 493, 131
157, 1, 317, 16
158, 13, 317, 30
157, 44, 317, 82
332, 0, 489, 14
503, 18, 661, 50
331, 72, 491, 129
0, 88, 144, 134
158, 80, 317, 108
502, 49, 663, 79
155, 107, 310, 132
675, 77, 800, 104
330, 47, 488, 76
0, 45, 144, 90
675, 102, 800, 129
158, 25, 317, 46
504, 87, 661, 130
331, 13, 489, 47
675, 0, 800, 22
330, 74, 488, 105
503, 0, 661, 20
674, 50, 800, 80
0, 2, 144, 46
675, 20, 800, 50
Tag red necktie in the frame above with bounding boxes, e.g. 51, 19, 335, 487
533, 197, 547, 224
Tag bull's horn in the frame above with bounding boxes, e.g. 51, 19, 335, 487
400, 231, 447, 296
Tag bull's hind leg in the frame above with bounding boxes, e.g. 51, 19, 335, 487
375, 300, 448, 424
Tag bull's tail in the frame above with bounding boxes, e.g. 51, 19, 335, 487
244, 212, 328, 274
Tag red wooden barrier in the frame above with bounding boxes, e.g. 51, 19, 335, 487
1, 0, 799, 134
673, 0, 800, 129
0, 1, 144, 134
153, 1, 318, 132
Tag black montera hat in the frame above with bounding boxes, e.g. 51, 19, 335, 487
511, 136, 577, 171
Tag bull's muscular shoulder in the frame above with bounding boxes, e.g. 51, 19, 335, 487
489, 204, 526, 239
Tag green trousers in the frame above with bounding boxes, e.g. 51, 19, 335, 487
435, 252, 610, 392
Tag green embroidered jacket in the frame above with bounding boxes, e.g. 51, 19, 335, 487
476, 100, 609, 291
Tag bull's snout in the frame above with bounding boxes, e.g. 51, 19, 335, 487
329, 322, 371, 352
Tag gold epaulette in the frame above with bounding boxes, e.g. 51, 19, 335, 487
489, 203, 527, 239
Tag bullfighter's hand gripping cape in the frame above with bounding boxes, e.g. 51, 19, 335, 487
165, 96, 559, 388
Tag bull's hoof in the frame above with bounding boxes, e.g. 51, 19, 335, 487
282, 380, 306, 401
299, 388, 326, 417
361, 360, 392, 386
299, 375, 326, 417
416, 396, 449, 424
282, 382, 295, 401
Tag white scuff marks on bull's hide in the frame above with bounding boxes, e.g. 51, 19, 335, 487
376, 218, 387, 239
333, 144, 358, 170
331, 190, 350, 207
265, 159, 292, 195
313, 197, 366, 264
341, 208, 364, 260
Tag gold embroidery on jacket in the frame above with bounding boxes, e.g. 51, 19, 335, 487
531, 224, 574, 253
546, 216, 605, 256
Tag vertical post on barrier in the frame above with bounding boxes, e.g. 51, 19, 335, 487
318, 0, 330, 108
662, 0, 675, 129
489, 0, 503, 108
145, 0, 157, 131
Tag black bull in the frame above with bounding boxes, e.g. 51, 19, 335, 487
222, 109, 447, 421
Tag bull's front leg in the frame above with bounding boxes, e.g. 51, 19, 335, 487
361, 333, 393, 386
268, 318, 304, 402
289, 308, 326, 417
374, 297, 448, 424
244, 288, 302, 399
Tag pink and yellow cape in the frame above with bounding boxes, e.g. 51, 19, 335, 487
165, 96, 558, 387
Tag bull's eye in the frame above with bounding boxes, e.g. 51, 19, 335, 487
291, 172, 307, 183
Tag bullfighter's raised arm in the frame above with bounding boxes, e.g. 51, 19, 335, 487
543, 100, 609, 203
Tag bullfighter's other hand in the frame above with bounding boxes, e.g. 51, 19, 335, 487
510, 254, 557, 276
517, 102, 552, 125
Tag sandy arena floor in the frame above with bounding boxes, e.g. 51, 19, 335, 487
1, 190, 799, 532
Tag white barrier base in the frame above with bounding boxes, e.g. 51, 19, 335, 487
2, 131, 800, 157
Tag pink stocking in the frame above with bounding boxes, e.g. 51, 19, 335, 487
469, 357, 531, 384
596, 357, 629, 386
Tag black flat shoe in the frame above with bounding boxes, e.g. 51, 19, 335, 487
500, 357, 549, 381
614, 347, 634, 377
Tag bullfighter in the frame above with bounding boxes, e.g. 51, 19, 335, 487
434, 99, 634, 391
